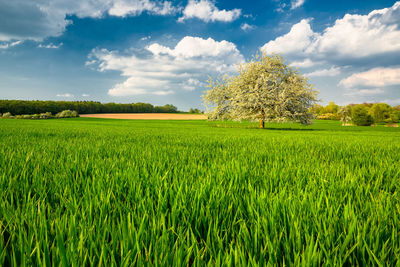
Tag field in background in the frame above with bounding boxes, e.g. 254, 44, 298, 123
80, 113, 207, 120
0, 118, 399, 265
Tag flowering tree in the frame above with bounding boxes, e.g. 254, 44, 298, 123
203, 53, 318, 128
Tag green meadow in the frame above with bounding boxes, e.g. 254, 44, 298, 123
0, 118, 399, 266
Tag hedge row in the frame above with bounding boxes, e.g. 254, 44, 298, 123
0, 100, 179, 115
1, 110, 78, 119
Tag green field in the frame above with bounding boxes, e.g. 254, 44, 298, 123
0, 118, 399, 266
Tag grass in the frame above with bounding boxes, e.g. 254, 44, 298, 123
0, 118, 399, 266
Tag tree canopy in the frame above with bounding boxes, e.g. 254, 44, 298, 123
203, 53, 318, 128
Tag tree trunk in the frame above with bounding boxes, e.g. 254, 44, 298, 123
259, 119, 264, 129
259, 111, 265, 129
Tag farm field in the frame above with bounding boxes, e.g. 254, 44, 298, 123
0, 118, 399, 266
80, 113, 207, 120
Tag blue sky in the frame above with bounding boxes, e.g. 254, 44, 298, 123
0, 0, 399, 110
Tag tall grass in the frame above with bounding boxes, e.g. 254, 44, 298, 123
0, 118, 399, 266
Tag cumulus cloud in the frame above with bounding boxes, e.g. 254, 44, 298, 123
179, 0, 241, 22
339, 67, 400, 88
261, 2, 400, 59
182, 78, 204, 91
290, 0, 305, 10
0, 0, 177, 41
87, 36, 244, 96
107, 0, 177, 17
261, 19, 317, 56
306, 66, 341, 77
290, 59, 316, 68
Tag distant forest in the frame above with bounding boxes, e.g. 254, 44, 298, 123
0, 100, 179, 115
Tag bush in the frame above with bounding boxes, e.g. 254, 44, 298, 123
1, 110, 78, 119
22, 114, 33, 119
189, 108, 202, 114
384, 112, 399, 124
352, 105, 374, 126
55, 110, 79, 118
317, 113, 340, 120
2, 112, 13, 118
40, 112, 53, 119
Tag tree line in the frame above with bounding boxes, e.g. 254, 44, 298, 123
0, 100, 179, 115
311, 102, 400, 126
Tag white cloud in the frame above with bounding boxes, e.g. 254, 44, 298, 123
182, 78, 204, 91
179, 0, 241, 22
261, 2, 400, 59
344, 88, 384, 96
290, 58, 316, 68
147, 36, 241, 58
240, 23, 255, 31
38, 42, 63, 49
107, 0, 177, 17
0, 40, 21, 49
261, 19, 317, 55
88, 36, 244, 96
306, 66, 341, 77
108, 77, 174, 96
339, 67, 400, 88
0, 0, 177, 41
290, 0, 305, 10
82, 94, 90, 97
56, 93, 74, 98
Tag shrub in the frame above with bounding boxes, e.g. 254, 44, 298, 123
317, 113, 340, 120
40, 112, 53, 119
352, 105, 374, 126
55, 110, 79, 118
384, 112, 399, 124
2, 112, 13, 118
23, 114, 33, 119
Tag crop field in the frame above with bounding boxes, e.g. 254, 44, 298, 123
0, 118, 399, 266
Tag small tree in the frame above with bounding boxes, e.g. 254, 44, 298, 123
55, 110, 79, 118
338, 105, 353, 125
323, 101, 340, 114
369, 103, 392, 123
352, 105, 374, 126
203, 53, 318, 128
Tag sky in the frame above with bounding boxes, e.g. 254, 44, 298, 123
0, 0, 399, 110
